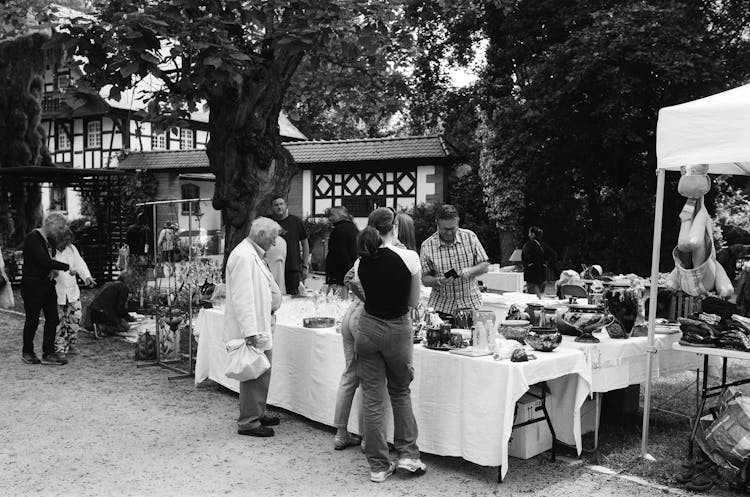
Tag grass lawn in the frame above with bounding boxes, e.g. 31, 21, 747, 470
587, 363, 750, 493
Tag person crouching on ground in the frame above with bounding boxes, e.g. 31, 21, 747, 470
86, 272, 134, 336
355, 207, 426, 483
225, 217, 283, 437
53, 227, 95, 356
21, 211, 71, 366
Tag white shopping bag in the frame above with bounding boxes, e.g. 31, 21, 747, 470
225, 339, 270, 382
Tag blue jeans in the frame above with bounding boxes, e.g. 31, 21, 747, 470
355, 311, 420, 472
333, 300, 364, 428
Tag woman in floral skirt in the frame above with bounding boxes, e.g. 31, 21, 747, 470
53, 228, 95, 355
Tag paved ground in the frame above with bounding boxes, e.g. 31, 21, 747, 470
0, 310, 695, 497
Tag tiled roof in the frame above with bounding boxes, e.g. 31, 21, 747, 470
282, 135, 452, 164
118, 135, 453, 170
118, 149, 209, 170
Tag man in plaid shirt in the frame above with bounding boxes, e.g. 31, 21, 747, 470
420, 205, 490, 316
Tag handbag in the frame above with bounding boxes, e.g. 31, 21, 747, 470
225, 338, 270, 382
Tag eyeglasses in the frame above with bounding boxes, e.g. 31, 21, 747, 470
386, 206, 397, 227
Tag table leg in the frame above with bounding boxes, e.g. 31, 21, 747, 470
688, 355, 709, 459
539, 390, 557, 463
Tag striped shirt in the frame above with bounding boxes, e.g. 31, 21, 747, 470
420, 228, 489, 314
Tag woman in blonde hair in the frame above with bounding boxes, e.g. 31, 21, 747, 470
53, 227, 95, 355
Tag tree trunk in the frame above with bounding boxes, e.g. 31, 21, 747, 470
206, 86, 299, 271
499, 229, 516, 266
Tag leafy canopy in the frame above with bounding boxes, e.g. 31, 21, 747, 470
61, 0, 407, 129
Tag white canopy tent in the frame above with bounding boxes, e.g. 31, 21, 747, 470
642, 83, 750, 458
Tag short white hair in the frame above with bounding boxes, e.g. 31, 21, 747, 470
248, 217, 281, 241
43, 211, 67, 229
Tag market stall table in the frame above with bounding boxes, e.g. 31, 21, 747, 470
555, 331, 700, 452
194, 305, 592, 480
672, 343, 750, 458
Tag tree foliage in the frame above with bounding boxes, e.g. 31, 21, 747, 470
0, 32, 54, 245
477, 0, 750, 274
60, 0, 405, 260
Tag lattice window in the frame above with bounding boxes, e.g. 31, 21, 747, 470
56, 74, 70, 93
151, 131, 166, 150
86, 121, 102, 148
313, 170, 417, 216
180, 128, 194, 150
57, 123, 70, 150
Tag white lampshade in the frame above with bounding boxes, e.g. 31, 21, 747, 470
508, 249, 523, 263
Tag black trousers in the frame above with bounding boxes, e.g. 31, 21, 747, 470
285, 270, 302, 296
21, 278, 59, 356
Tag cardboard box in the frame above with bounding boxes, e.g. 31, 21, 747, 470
509, 392, 599, 459
508, 392, 553, 460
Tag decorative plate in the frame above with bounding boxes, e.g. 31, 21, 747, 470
422, 343, 456, 351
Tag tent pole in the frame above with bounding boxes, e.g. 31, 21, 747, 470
641, 168, 666, 460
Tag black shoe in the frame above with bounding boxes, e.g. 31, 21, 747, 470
260, 414, 280, 426
238, 426, 274, 437
41, 353, 68, 365
22, 353, 41, 365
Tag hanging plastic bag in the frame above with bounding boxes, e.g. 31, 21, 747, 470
225, 339, 270, 382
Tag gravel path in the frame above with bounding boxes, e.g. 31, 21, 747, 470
0, 310, 692, 497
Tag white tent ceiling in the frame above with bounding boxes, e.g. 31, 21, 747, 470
656, 83, 750, 175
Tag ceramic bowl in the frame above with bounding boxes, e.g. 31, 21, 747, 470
498, 319, 531, 344
525, 327, 562, 352
302, 317, 336, 328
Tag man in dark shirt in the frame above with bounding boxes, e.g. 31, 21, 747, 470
87, 274, 133, 336
21, 212, 70, 365
325, 206, 358, 289
271, 196, 309, 295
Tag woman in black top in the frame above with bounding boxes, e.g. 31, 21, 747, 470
354, 207, 425, 482
21, 212, 70, 365
522, 226, 546, 298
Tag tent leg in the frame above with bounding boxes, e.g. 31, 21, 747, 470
641, 168, 666, 460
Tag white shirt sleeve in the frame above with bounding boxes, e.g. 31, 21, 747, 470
388, 245, 420, 275
71, 245, 92, 280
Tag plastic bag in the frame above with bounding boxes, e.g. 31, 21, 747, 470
698, 387, 750, 470
225, 339, 270, 382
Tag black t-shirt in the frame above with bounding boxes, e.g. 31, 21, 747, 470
357, 244, 420, 319
277, 215, 307, 273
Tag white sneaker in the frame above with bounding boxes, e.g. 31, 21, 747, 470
397, 458, 426, 475
370, 461, 397, 483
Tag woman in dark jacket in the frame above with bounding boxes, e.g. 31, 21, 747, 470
522, 226, 546, 298
325, 206, 359, 286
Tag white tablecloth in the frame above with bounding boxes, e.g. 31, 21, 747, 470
194, 307, 591, 478
477, 292, 700, 392
482, 271, 524, 292
557, 332, 700, 392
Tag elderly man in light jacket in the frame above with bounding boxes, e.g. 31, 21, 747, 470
224, 217, 283, 437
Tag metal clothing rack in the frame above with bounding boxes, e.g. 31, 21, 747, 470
134, 197, 212, 380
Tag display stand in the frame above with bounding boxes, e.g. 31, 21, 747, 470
134, 197, 212, 380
